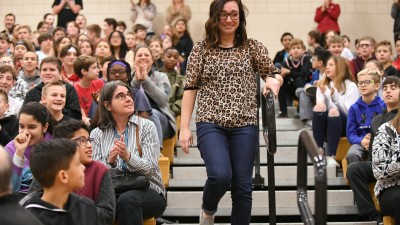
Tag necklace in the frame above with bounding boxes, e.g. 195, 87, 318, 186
290, 56, 302, 69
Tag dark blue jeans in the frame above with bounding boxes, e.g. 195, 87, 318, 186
196, 122, 258, 225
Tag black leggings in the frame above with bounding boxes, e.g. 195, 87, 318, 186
379, 185, 400, 225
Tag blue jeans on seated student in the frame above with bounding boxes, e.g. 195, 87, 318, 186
196, 122, 258, 225
312, 109, 347, 156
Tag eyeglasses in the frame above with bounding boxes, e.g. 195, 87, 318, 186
111, 36, 121, 39
357, 80, 375, 87
113, 92, 133, 100
0, 61, 13, 65
359, 43, 371, 48
109, 70, 127, 76
219, 11, 239, 20
72, 137, 93, 147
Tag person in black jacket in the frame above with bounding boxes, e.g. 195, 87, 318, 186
273, 32, 293, 68
346, 76, 400, 223
0, 147, 43, 225
0, 89, 18, 146
21, 139, 97, 225
174, 19, 193, 75
23, 57, 81, 120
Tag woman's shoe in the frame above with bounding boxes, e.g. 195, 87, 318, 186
326, 156, 339, 167
199, 210, 214, 225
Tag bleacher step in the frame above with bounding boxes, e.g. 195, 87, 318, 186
174, 146, 308, 165
169, 165, 346, 187
164, 190, 357, 216
163, 223, 375, 225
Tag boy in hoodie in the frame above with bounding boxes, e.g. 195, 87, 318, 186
9, 51, 40, 101
346, 69, 386, 164
0, 89, 18, 146
21, 138, 97, 225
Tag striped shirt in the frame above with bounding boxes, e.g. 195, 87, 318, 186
90, 115, 165, 197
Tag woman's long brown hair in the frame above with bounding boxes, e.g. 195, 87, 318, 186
204, 0, 248, 50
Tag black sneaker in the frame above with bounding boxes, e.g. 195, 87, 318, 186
278, 113, 288, 118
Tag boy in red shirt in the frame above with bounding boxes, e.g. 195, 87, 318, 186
73, 55, 103, 125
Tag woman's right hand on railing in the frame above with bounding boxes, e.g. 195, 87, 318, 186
179, 127, 193, 154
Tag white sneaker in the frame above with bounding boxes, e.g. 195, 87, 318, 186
199, 210, 214, 225
326, 156, 339, 167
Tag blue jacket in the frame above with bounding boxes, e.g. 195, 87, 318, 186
346, 96, 386, 145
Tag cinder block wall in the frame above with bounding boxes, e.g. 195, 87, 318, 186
0, 0, 394, 56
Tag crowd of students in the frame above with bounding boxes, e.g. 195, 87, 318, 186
272, 25, 400, 223
0, 1, 190, 224
1, 0, 400, 224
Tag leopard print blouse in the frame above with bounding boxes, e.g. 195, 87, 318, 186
184, 38, 280, 127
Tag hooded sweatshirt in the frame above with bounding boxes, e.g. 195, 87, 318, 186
0, 114, 18, 146
346, 96, 386, 145
21, 191, 97, 225
9, 70, 41, 100
4, 133, 53, 193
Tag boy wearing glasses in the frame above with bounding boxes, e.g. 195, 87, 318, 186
345, 69, 385, 164
73, 55, 103, 125
350, 36, 376, 80
29, 120, 115, 225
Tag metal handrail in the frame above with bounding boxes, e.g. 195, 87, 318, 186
296, 130, 327, 225
262, 91, 277, 225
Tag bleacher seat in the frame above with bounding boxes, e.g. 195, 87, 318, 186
161, 137, 175, 164
383, 216, 395, 225
335, 137, 351, 165
159, 153, 170, 187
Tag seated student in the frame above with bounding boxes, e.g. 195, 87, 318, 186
91, 81, 166, 225
0, 89, 18, 146
24, 57, 82, 120
41, 81, 73, 124
372, 92, 400, 223
73, 55, 103, 125
99, 55, 116, 82
0, 33, 10, 58
29, 120, 115, 225
4, 102, 53, 195
365, 60, 386, 98
0, 146, 43, 225
21, 139, 98, 225
393, 38, 400, 71
159, 47, 184, 117
35, 33, 54, 64
279, 38, 313, 118
346, 69, 386, 164
296, 50, 331, 128
133, 24, 147, 46
60, 44, 80, 86
347, 76, 400, 223
0, 65, 22, 116
351, 36, 376, 80
312, 56, 359, 166
273, 32, 293, 68
9, 51, 41, 101
375, 40, 400, 78
307, 30, 324, 55
131, 45, 176, 142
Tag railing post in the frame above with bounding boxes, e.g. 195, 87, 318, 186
296, 130, 327, 225
262, 91, 277, 225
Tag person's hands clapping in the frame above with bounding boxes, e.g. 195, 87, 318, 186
135, 64, 148, 81
113, 136, 131, 161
